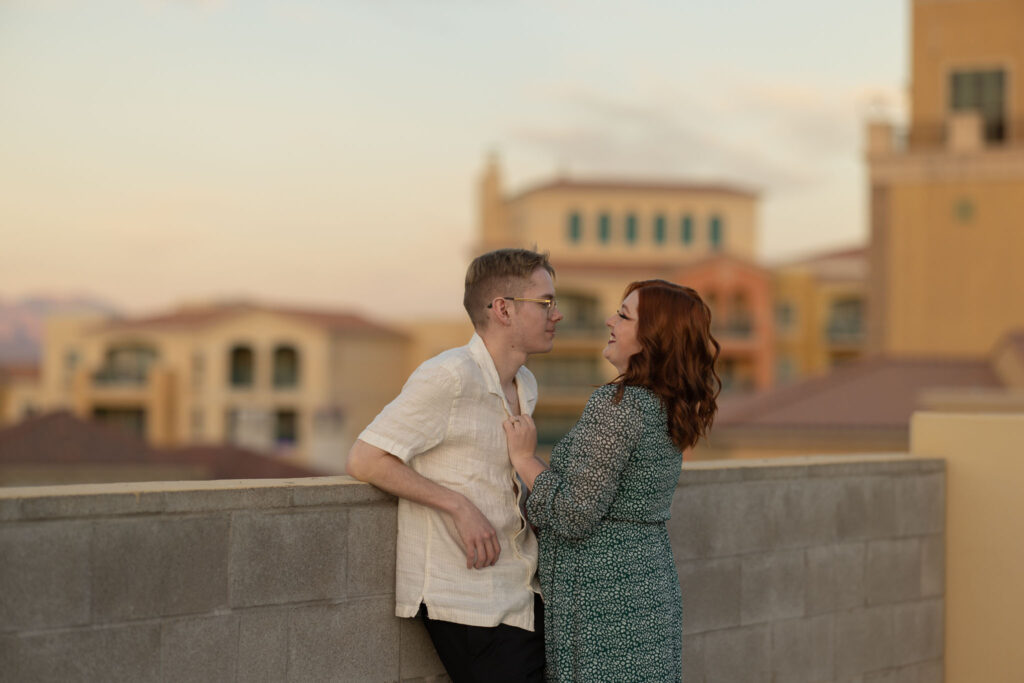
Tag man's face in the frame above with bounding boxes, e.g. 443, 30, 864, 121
511, 267, 563, 354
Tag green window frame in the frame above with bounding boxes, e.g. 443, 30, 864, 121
681, 215, 693, 245
654, 215, 666, 244
625, 214, 638, 243
598, 213, 611, 243
709, 215, 723, 249
567, 212, 582, 242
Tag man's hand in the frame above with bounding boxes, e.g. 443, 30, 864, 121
347, 439, 501, 570
451, 496, 501, 569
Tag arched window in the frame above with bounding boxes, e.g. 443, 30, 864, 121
273, 345, 300, 388
598, 213, 611, 243
229, 345, 254, 388
681, 215, 694, 245
625, 213, 638, 243
653, 214, 666, 244
567, 211, 583, 242
709, 214, 724, 249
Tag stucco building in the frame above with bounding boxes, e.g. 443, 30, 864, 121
24, 303, 409, 472
867, 0, 1024, 356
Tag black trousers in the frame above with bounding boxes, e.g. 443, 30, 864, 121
418, 593, 545, 683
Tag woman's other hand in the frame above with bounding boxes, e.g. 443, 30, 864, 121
503, 414, 538, 465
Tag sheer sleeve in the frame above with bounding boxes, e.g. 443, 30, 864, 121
526, 385, 643, 539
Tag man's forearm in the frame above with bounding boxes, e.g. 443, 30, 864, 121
346, 439, 501, 569
347, 439, 463, 514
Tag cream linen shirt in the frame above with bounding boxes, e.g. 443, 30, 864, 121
358, 334, 540, 631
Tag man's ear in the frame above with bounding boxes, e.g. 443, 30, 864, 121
489, 297, 514, 327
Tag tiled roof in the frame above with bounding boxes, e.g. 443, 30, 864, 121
0, 363, 40, 382
774, 245, 868, 281
99, 303, 405, 338
512, 177, 758, 201
0, 411, 321, 478
716, 356, 1002, 430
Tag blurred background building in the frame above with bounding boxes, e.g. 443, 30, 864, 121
3, 0, 1023, 479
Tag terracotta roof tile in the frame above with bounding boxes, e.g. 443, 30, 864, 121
716, 356, 1002, 430
100, 303, 405, 338
512, 177, 758, 201
0, 411, 321, 479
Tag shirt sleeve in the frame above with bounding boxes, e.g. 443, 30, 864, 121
525, 385, 643, 539
357, 361, 460, 462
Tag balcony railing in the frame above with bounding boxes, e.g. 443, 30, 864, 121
91, 368, 149, 386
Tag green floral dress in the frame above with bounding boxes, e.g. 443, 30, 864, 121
527, 384, 683, 682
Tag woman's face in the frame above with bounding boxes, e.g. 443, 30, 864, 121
603, 290, 642, 375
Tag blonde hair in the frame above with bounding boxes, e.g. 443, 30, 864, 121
463, 248, 554, 329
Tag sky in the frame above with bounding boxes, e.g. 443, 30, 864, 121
0, 0, 908, 322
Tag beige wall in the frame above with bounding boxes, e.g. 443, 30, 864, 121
911, 411, 1024, 683
505, 188, 757, 265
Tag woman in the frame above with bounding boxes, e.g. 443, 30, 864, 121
503, 279, 720, 682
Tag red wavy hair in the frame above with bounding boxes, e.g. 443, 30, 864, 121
612, 279, 721, 451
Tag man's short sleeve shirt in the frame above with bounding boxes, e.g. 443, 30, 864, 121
358, 334, 540, 631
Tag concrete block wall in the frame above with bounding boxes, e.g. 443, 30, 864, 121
0, 455, 944, 682
675, 456, 945, 683
0, 479, 448, 683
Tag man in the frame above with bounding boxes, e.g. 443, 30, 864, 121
346, 248, 562, 682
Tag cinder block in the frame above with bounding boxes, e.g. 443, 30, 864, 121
864, 659, 942, 683
682, 631, 705, 683
161, 614, 239, 682
670, 481, 776, 560
348, 503, 397, 597
0, 520, 92, 631
160, 485, 292, 514
1, 623, 161, 682
702, 624, 771, 683
291, 478, 393, 507
229, 508, 348, 607
677, 557, 741, 635
399, 615, 447, 680
14, 488, 166, 521
237, 608, 290, 683
893, 473, 945, 536
836, 476, 899, 541
866, 539, 921, 606
920, 534, 944, 598
805, 543, 865, 615
834, 606, 895, 679
771, 479, 841, 549
891, 599, 943, 667
91, 515, 229, 622
288, 597, 399, 682
771, 614, 835, 682
741, 550, 805, 625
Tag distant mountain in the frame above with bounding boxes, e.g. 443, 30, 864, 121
0, 295, 120, 363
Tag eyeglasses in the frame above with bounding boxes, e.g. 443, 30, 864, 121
487, 296, 558, 311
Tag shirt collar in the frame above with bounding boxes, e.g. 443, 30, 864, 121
467, 333, 538, 416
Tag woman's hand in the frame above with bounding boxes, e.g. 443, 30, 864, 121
503, 414, 538, 464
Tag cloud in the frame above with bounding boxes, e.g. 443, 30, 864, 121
506, 83, 815, 192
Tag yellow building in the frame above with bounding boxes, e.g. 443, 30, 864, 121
773, 247, 867, 384
867, 0, 1024, 356
31, 303, 409, 472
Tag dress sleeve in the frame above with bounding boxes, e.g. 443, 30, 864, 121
357, 361, 459, 462
526, 386, 643, 539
